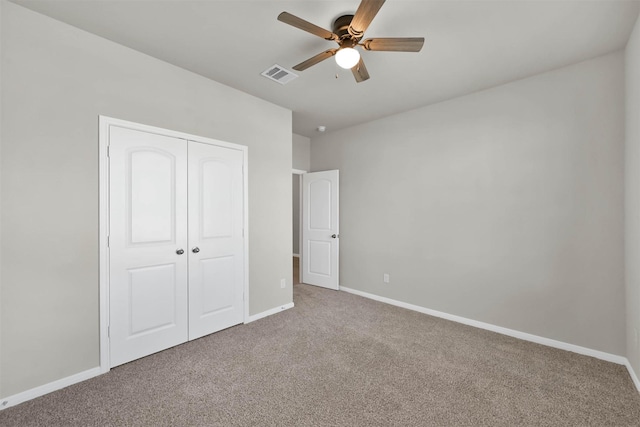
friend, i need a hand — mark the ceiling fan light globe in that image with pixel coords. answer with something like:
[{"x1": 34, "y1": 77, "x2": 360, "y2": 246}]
[{"x1": 335, "y1": 47, "x2": 360, "y2": 69}]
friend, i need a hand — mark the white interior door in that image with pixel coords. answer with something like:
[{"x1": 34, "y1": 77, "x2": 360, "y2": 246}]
[
  {"x1": 302, "y1": 170, "x2": 339, "y2": 290},
  {"x1": 109, "y1": 126, "x2": 189, "y2": 367},
  {"x1": 188, "y1": 141, "x2": 245, "y2": 340}
]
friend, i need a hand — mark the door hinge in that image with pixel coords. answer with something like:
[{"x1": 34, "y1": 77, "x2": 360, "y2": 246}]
[
  {"x1": 107, "y1": 236, "x2": 110, "y2": 247},
  {"x1": 107, "y1": 146, "x2": 110, "y2": 157},
  {"x1": 107, "y1": 326, "x2": 110, "y2": 338}
]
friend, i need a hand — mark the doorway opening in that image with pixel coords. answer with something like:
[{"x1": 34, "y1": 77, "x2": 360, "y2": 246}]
[
  {"x1": 292, "y1": 169, "x2": 306, "y2": 286},
  {"x1": 292, "y1": 169, "x2": 340, "y2": 290}
]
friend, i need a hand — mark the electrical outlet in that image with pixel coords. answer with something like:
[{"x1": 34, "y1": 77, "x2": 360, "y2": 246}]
[
  {"x1": 280, "y1": 278, "x2": 286, "y2": 289},
  {"x1": 383, "y1": 273, "x2": 390, "y2": 284}
]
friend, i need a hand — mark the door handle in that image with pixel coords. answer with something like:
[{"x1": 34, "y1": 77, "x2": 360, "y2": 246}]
[
  {"x1": 176, "y1": 249, "x2": 185, "y2": 255},
  {"x1": 331, "y1": 234, "x2": 339, "y2": 239},
  {"x1": 192, "y1": 247, "x2": 200, "y2": 253}
]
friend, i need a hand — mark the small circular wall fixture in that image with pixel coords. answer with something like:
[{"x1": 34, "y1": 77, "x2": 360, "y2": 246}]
[{"x1": 317, "y1": 125, "x2": 326, "y2": 132}]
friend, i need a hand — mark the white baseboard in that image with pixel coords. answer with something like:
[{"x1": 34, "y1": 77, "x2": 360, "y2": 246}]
[
  {"x1": 292, "y1": 254, "x2": 300, "y2": 258},
  {"x1": 340, "y1": 286, "x2": 627, "y2": 366},
  {"x1": 625, "y1": 360, "x2": 640, "y2": 393},
  {"x1": 245, "y1": 302, "x2": 294, "y2": 324},
  {"x1": 0, "y1": 366, "x2": 102, "y2": 410}
]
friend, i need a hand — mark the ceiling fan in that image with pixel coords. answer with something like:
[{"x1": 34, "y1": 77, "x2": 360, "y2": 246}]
[{"x1": 277, "y1": 0, "x2": 424, "y2": 83}]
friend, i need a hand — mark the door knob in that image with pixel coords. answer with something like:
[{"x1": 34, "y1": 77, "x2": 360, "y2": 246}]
[
  {"x1": 176, "y1": 249, "x2": 185, "y2": 255},
  {"x1": 192, "y1": 247, "x2": 200, "y2": 253},
  {"x1": 331, "y1": 234, "x2": 338, "y2": 239}
]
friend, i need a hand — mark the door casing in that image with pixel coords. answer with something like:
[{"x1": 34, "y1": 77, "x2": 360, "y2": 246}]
[{"x1": 98, "y1": 116, "x2": 249, "y2": 372}]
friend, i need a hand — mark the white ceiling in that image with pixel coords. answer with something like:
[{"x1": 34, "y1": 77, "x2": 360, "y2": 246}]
[{"x1": 12, "y1": 0, "x2": 640, "y2": 137}]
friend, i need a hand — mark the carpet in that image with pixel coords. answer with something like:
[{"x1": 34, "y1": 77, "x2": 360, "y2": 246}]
[{"x1": 1, "y1": 281, "x2": 639, "y2": 426}]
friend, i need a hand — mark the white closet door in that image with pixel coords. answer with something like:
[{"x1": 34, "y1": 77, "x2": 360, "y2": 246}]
[
  {"x1": 109, "y1": 126, "x2": 188, "y2": 367},
  {"x1": 188, "y1": 141, "x2": 245, "y2": 340}
]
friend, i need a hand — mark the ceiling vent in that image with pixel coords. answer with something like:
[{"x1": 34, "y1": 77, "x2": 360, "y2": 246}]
[{"x1": 261, "y1": 64, "x2": 298, "y2": 85}]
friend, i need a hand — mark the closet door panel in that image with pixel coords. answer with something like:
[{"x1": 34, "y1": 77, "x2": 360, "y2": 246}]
[
  {"x1": 188, "y1": 141, "x2": 244, "y2": 340},
  {"x1": 109, "y1": 126, "x2": 189, "y2": 367}
]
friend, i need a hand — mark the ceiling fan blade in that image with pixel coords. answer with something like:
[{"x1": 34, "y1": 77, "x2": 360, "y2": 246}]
[
  {"x1": 293, "y1": 49, "x2": 338, "y2": 71},
  {"x1": 348, "y1": 0, "x2": 386, "y2": 38},
  {"x1": 278, "y1": 12, "x2": 338, "y2": 41},
  {"x1": 351, "y1": 57, "x2": 370, "y2": 83},
  {"x1": 362, "y1": 38, "x2": 425, "y2": 52}
]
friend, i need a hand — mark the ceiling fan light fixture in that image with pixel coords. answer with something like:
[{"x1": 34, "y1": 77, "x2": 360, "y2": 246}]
[{"x1": 335, "y1": 47, "x2": 360, "y2": 69}]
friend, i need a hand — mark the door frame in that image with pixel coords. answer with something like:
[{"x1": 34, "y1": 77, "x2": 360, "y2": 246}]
[{"x1": 98, "y1": 116, "x2": 249, "y2": 373}]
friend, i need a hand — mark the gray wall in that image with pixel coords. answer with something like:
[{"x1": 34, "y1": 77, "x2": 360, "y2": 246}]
[
  {"x1": 0, "y1": 1, "x2": 292, "y2": 398},
  {"x1": 626, "y1": 14, "x2": 640, "y2": 377},
  {"x1": 293, "y1": 133, "x2": 310, "y2": 171},
  {"x1": 292, "y1": 134, "x2": 310, "y2": 256},
  {"x1": 293, "y1": 175, "x2": 301, "y2": 255},
  {"x1": 312, "y1": 51, "x2": 625, "y2": 356}
]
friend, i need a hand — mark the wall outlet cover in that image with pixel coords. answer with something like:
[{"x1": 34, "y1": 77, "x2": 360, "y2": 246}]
[
  {"x1": 280, "y1": 278, "x2": 286, "y2": 289},
  {"x1": 383, "y1": 273, "x2": 390, "y2": 283}
]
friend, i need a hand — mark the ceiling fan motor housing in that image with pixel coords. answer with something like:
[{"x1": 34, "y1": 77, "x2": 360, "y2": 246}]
[{"x1": 333, "y1": 15, "x2": 357, "y2": 40}]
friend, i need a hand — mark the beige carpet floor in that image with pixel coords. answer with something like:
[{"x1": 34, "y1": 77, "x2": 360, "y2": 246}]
[{"x1": 1, "y1": 268, "x2": 639, "y2": 425}]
